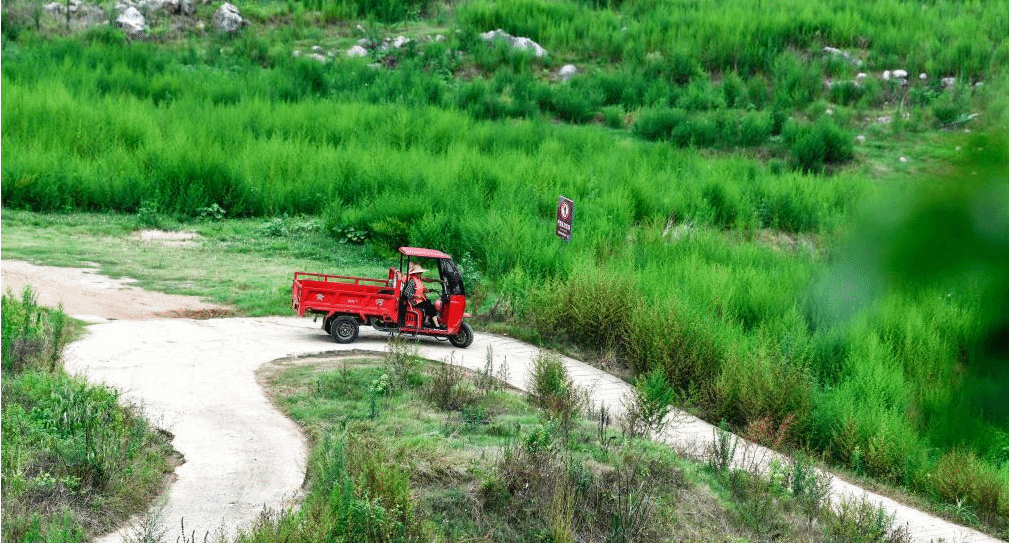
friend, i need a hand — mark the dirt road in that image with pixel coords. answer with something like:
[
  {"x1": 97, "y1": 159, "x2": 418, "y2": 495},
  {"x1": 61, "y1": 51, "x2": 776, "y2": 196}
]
[{"x1": 2, "y1": 260, "x2": 1002, "y2": 543}]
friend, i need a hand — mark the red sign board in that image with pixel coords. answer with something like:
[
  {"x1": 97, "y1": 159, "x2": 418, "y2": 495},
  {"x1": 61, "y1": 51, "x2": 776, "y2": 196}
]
[{"x1": 556, "y1": 195, "x2": 574, "y2": 241}]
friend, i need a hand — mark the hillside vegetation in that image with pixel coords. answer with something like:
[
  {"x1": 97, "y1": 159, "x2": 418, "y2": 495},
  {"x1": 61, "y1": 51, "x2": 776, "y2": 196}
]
[{"x1": 2, "y1": 0, "x2": 1008, "y2": 537}]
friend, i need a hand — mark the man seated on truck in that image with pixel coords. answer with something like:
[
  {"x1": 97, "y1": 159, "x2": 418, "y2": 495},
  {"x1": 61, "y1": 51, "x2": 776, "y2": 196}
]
[{"x1": 408, "y1": 262, "x2": 441, "y2": 328}]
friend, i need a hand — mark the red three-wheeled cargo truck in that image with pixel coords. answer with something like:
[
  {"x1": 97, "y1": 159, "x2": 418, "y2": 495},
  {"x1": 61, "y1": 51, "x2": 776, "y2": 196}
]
[{"x1": 291, "y1": 246, "x2": 474, "y2": 348}]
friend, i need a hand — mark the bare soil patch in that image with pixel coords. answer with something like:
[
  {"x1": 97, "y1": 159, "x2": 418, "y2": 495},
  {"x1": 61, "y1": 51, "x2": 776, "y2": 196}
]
[
  {"x1": 130, "y1": 230, "x2": 202, "y2": 246},
  {"x1": 1, "y1": 260, "x2": 230, "y2": 320}
]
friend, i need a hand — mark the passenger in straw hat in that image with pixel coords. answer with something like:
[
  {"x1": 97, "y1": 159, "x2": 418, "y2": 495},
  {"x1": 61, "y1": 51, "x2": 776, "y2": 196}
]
[{"x1": 408, "y1": 262, "x2": 441, "y2": 328}]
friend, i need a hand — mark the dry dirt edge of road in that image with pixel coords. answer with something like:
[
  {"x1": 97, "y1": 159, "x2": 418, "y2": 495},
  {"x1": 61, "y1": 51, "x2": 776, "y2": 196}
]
[{"x1": 1, "y1": 260, "x2": 233, "y2": 321}]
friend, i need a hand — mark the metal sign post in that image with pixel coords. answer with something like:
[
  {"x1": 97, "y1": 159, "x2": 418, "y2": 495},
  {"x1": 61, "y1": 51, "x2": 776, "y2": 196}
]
[{"x1": 556, "y1": 195, "x2": 574, "y2": 252}]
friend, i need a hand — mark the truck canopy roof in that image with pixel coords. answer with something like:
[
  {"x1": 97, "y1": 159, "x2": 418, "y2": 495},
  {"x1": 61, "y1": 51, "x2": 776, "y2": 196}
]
[{"x1": 399, "y1": 247, "x2": 452, "y2": 260}]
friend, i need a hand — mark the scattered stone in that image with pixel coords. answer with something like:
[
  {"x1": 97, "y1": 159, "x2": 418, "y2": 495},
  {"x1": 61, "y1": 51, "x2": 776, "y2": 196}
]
[
  {"x1": 116, "y1": 6, "x2": 147, "y2": 38},
  {"x1": 883, "y1": 70, "x2": 892, "y2": 80},
  {"x1": 292, "y1": 49, "x2": 301, "y2": 57},
  {"x1": 46, "y1": 0, "x2": 107, "y2": 24},
  {"x1": 855, "y1": 72, "x2": 867, "y2": 85},
  {"x1": 856, "y1": 135, "x2": 866, "y2": 144},
  {"x1": 822, "y1": 46, "x2": 863, "y2": 66},
  {"x1": 919, "y1": 72, "x2": 927, "y2": 80},
  {"x1": 212, "y1": 2, "x2": 244, "y2": 33},
  {"x1": 309, "y1": 53, "x2": 326, "y2": 63},
  {"x1": 348, "y1": 35, "x2": 414, "y2": 58},
  {"x1": 942, "y1": 76, "x2": 956, "y2": 89},
  {"x1": 892, "y1": 69, "x2": 908, "y2": 79},
  {"x1": 558, "y1": 64, "x2": 577, "y2": 81},
  {"x1": 825, "y1": 108, "x2": 834, "y2": 116},
  {"x1": 312, "y1": 45, "x2": 323, "y2": 53},
  {"x1": 899, "y1": 156, "x2": 908, "y2": 163},
  {"x1": 139, "y1": 0, "x2": 194, "y2": 16},
  {"x1": 480, "y1": 29, "x2": 547, "y2": 57},
  {"x1": 876, "y1": 115, "x2": 893, "y2": 124}
]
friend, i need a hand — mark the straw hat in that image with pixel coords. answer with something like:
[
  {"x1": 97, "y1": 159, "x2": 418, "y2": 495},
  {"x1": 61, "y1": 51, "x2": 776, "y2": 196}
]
[{"x1": 408, "y1": 262, "x2": 427, "y2": 275}]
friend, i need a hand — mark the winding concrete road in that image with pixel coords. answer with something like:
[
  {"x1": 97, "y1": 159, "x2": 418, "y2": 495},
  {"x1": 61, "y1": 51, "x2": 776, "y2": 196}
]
[
  {"x1": 3, "y1": 261, "x2": 1001, "y2": 543},
  {"x1": 67, "y1": 318, "x2": 1003, "y2": 543}
]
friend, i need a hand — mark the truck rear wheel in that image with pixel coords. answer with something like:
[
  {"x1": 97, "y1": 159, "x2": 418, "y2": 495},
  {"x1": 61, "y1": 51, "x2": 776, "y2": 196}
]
[
  {"x1": 330, "y1": 315, "x2": 359, "y2": 344},
  {"x1": 449, "y1": 322, "x2": 474, "y2": 348}
]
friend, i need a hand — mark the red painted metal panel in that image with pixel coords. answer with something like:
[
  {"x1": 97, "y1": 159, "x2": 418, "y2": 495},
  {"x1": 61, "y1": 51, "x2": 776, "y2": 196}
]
[{"x1": 398, "y1": 247, "x2": 452, "y2": 259}]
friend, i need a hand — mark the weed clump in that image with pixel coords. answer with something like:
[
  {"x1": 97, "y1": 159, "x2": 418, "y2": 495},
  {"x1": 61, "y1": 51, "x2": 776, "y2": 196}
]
[{"x1": 528, "y1": 351, "x2": 586, "y2": 434}]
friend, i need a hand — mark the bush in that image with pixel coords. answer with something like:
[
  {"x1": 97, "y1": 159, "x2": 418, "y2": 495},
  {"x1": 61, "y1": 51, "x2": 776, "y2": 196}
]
[
  {"x1": 785, "y1": 117, "x2": 854, "y2": 173},
  {"x1": 632, "y1": 107, "x2": 687, "y2": 141},
  {"x1": 823, "y1": 496, "x2": 913, "y2": 543},
  {"x1": 528, "y1": 351, "x2": 584, "y2": 432},
  {"x1": 931, "y1": 448, "x2": 1005, "y2": 520},
  {"x1": 739, "y1": 111, "x2": 773, "y2": 146},
  {"x1": 527, "y1": 268, "x2": 640, "y2": 353},
  {"x1": 619, "y1": 369, "x2": 677, "y2": 438},
  {"x1": 383, "y1": 335, "x2": 422, "y2": 391},
  {"x1": 423, "y1": 355, "x2": 478, "y2": 411},
  {"x1": 2, "y1": 287, "x2": 69, "y2": 374}
]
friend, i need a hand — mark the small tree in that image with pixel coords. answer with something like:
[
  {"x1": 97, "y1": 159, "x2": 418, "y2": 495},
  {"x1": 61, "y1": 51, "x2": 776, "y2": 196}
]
[{"x1": 619, "y1": 369, "x2": 677, "y2": 438}]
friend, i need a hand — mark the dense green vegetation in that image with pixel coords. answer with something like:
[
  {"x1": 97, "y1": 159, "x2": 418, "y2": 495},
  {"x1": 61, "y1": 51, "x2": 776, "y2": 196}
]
[
  {"x1": 3, "y1": 0, "x2": 1008, "y2": 536},
  {"x1": 1, "y1": 288, "x2": 176, "y2": 541},
  {"x1": 206, "y1": 345, "x2": 911, "y2": 542}
]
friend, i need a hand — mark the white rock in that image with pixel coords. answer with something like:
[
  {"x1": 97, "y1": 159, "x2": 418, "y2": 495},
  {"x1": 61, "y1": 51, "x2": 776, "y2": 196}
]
[
  {"x1": 883, "y1": 70, "x2": 892, "y2": 80},
  {"x1": 942, "y1": 77, "x2": 956, "y2": 89},
  {"x1": 825, "y1": 108, "x2": 834, "y2": 116},
  {"x1": 919, "y1": 72, "x2": 927, "y2": 80},
  {"x1": 558, "y1": 64, "x2": 577, "y2": 81},
  {"x1": 140, "y1": 0, "x2": 193, "y2": 15},
  {"x1": 212, "y1": 2, "x2": 244, "y2": 33},
  {"x1": 116, "y1": 6, "x2": 147, "y2": 38},
  {"x1": 312, "y1": 45, "x2": 323, "y2": 53},
  {"x1": 480, "y1": 29, "x2": 547, "y2": 57},
  {"x1": 347, "y1": 45, "x2": 368, "y2": 57},
  {"x1": 856, "y1": 135, "x2": 866, "y2": 144},
  {"x1": 393, "y1": 35, "x2": 410, "y2": 48},
  {"x1": 899, "y1": 156, "x2": 908, "y2": 163},
  {"x1": 309, "y1": 53, "x2": 326, "y2": 62},
  {"x1": 893, "y1": 69, "x2": 908, "y2": 79}
]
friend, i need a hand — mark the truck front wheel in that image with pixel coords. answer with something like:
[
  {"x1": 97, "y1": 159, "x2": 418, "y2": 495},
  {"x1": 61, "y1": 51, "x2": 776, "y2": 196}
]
[
  {"x1": 330, "y1": 315, "x2": 360, "y2": 344},
  {"x1": 449, "y1": 322, "x2": 474, "y2": 348}
]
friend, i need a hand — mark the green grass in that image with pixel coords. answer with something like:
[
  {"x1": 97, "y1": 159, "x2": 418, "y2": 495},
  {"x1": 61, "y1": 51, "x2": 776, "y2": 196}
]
[
  {"x1": 2, "y1": 0, "x2": 1008, "y2": 534},
  {"x1": 218, "y1": 348, "x2": 912, "y2": 543},
  {"x1": 0, "y1": 209, "x2": 391, "y2": 315},
  {"x1": 1, "y1": 287, "x2": 177, "y2": 542}
]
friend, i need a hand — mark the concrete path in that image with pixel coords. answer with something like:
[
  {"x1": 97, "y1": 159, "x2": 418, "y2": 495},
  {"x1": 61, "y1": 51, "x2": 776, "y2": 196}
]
[{"x1": 64, "y1": 317, "x2": 1003, "y2": 543}]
